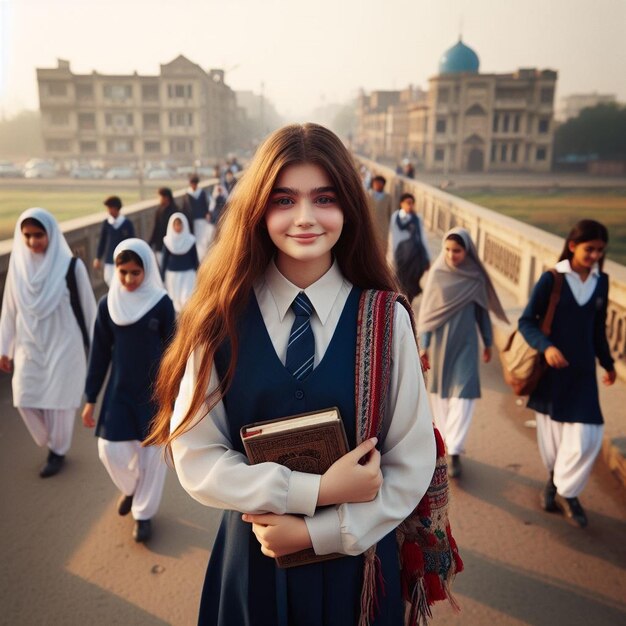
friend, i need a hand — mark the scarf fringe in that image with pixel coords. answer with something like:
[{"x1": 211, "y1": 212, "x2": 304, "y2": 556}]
[{"x1": 358, "y1": 548, "x2": 383, "y2": 626}]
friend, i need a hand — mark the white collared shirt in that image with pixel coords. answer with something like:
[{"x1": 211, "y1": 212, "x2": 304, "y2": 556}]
[
  {"x1": 170, "y1": 260, "x2": 435, "y2": 556},
  {"x1": 555, "y1": 259, "x2": 600, "y2": 306}
]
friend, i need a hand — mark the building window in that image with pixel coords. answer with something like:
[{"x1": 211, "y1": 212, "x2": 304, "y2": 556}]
[
  {"x1": 511, "y1": 144, "x2": 518, "y2": 163},
  {"x1": 435, "y1": 119, "x2": 446, "y2": 134},
  {"x1": 103, "y1": 84, "x2": 133, "y2": 100},
  {"x1": 144, "y1": 141, "x2": 161, "y2": 153},
  {"x1": 106, "y1": 139, "x2": 134, "y2": 153},
  {"x1": 105, "y1": 113, "x2": 134, "y2": 127},
  {"x1": 168, "y1": 111, "x2": 193, "y2": 127},
  {"x1": 48, "y1": 83, "x2": 68, "y2": 97},
  {"x1": 50, "y1": 112, "x2": 69, "y2": 126},
  {"x1": 438, "y1": 88, "x2": 449, "y2": 104},
  {"x1": 491, "y1": 144, "x2": 497, "y2": 163},
  {"x1": 536, "y1": 147, "x2": 547, "y2": 161},
  {"x1": 540, "y1": 87, "x2": 554, "y2": 104},
  {"x1": 80, "y1": 141, "x2": 97, "y2": 153},
  {"x1": 434, "y1": 148, "x2": 445, "y2": 161},
  {"x1": 78, "y1": 113, "x2": 95, "y2": 130},
  {"x1": 169, "y1": 138, "x2": 194, "y2": 154},
  {"x1": 167, "y1": 84, "x2": 193, "y2": 99},
  {"x1": 142, "y1": 84, "x2": 159, "y2": 101},
  {"x1": 503, "y1": 114, "x2": 510, "y2": 133},
  {"x1": 500, "y1": 144, "x2": 507, "y2": 162},
  {"x1": 76, "y1": 84, "x2": 93, "y2": 100},
  {"x1": 513, "y1": 114, "x2": 520, "y2": 133},
  {"x1": 538, "y1": 118, "x2": 550, "y2": 133},
  {"x1": 45, "y1": 139, "x2": 71, "y2": 151},
  {"x1": 492, "y1": 114, "x2": 499, "y2": 132}
]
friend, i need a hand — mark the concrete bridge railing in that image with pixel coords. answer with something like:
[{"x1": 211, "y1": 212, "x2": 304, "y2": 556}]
[{"x1": 357, "y1": 156, "x2": 626, "y2": 380}]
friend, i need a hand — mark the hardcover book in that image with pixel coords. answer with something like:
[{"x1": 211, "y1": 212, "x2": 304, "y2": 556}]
[{"x1": 241, "y1": 407, "x2": 349, "y2": 568}]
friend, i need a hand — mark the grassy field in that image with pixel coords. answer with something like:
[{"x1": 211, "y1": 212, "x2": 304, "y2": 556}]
[{"x1": 450, "y1": 189, "x2": 626, "y2": 265}]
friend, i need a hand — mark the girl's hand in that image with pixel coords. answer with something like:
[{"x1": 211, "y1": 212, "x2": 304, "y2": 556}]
[
  {"x1": 242, "y1": 513, "x2": 312, "y2": 558},
  {"x1": 82, "y1": 403, "x2": 96, "y2": 428},
  {"x1": 420, "y1": 350, "x2": 430, "y2": 371},
  {"x1": 602, "y1": 369, "x2": 617, "y2": 386},
  {"x1": 483, "y1": 347, "x2": 492, "y2": 363},
  {"x1": 544, "y1": 346, "x2": 569, "y2": 369},
  {"x1": 318, "y1": 438, "x2": 382, "y2": 506},
  {"x1": 93, "y1": 259, "x2": 102, "y2": 270},
  {"x1": 0, "y1": 355, "x2": 13, "y2": 373}
]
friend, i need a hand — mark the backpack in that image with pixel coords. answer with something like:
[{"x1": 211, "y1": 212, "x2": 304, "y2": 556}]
[{"x1": 65, "y1": 257, "x2": 90, "y2": 350}]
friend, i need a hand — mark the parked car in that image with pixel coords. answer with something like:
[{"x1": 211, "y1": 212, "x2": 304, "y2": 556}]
[
  {"x1": 70, "y1": 166, "x2": 104, "y2": 179},
  {"x1": 146, "y1": 168, "x2": 174, "y2": 180},
  {"x1": 24, "y1": 163, "x2": 57, "y2": 179},
  {"x1": 105, "y1": 166, "x2": 135, "y2": 180},
  {"x1": 0, "y1": 161, "x2": 24, "y2": 178}
]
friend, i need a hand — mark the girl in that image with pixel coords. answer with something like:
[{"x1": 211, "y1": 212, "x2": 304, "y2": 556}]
[
  {"x1": 82, "y1": 239, "x2": 175, "y2": 542},
  {"x1": 518, "y1": 219, "x2": 615, "y2": 528},
  {"x1": 161, "y1": 213, "x2": 199, "y2": 313},
  {"x1": 149, "y1": 187, "x2": 184, "y2": 264},
  {"x1": 0, "y1": 208, "x2": 97, "y2": 477},
  {"x1": 418, "y1": 228, "x2": 508, "y2": 478},
  {"x1": 181, "y1": 174, "x2": 212, "y2": 260},
  {"x1": 146, "y1": 124, "x2": 436, "y2": 625},
  {"x1": 387, "y1": 192, "x2": 431, "y2": 303}
]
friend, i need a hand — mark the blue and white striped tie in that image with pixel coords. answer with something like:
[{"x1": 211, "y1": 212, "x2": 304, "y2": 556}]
[{"x1": 286, "y1": 293, "x2": 315, "y2": 381}]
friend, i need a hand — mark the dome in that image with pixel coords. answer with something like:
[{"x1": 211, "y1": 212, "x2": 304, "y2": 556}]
[{"x1": 439, "y1": 39, "x2": 480, "y2": 75}]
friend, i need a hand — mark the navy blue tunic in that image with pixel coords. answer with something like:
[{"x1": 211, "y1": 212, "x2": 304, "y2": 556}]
[
  {"x1": 199, "y1": 287, "x2": 403, "y2": 626},
  {"x1": 160, "y1": 246, "x2": 200, "y2": 278},
  {"x1": 518, "y1": 270, "x2": 614, "y2": 424},
  {"x1": 96, "y1": 218, "x2": 136, "y2": 264},
  {"x1": 85, "y1": 294, "x2": 176, "y2": 441},
  {"x1": 181, "y1": 190, "x2": 210, "y2": 221}
]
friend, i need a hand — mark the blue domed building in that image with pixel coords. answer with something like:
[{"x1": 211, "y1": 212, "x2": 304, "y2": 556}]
[{"x1": 438, "y1": 39, "x2": 480, "y2": 75}]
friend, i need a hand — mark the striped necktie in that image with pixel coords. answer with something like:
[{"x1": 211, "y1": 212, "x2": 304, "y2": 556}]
[{"x1": 285, "y1": 292, "x2": 315, "y2": 381}]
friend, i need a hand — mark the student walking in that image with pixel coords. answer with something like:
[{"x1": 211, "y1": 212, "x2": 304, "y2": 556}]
[
  {"x1": 367, "y1": 175, "x2": 393, "y2": 249},
  {"x1": 161, "y1": 213, "x2": 199, "y2": 313},
  {"x1": 418, "y1": 227, "x2": 508, "y2": 478},
  {"x1": 518, "y1": 219, "x2": 615, "y2": 528},
  {"x1": 0, "y1": 208, "x2": 97, "y2": 477},
  {"x1": 387, "y1": 192, "x2": 431, "y2": 302},
  {"x1": 180, "y1": 175, "x2": 212, "y2": 260},
  {"x1": 82, "y1": 239, "x2": 175, "y2": 542},
  {"x1": 146, "y1": 124, "x2": 436, "y2": 625},
  {"x1": 149, "y1": 187, "x2": 183, "y2": 265},
  {"x1": 93, "y1": 196, "x2": 135, "y2": 286}
]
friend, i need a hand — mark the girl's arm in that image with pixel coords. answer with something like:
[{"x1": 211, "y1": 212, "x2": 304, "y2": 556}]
[
  {"x1": 0, "y1": 273, "x2": 17, "y2": 364},
  {"x1": 594, "y1": 277, "x2": 615, "y2": 374},
  {"x1": 170, "y1": 354, "x2": 324, "y2": 517},
  {"x1": 518, "y1": 271, "x2": 555, "y2": 353},
  {"x1": 475, "y1": 303, "x2": 493, "y2": 362},
  {"x1": 192, "y1": 246, "x2": 200, "y2": 271},
  {"x1": 418, "y1": 215, "x2": 431, "y2": 263},
  {"x1": 160, "y1": 297, "x2": 177, "y2": 343},
  {"x1": 84, "y1": 299, "x2": 114, "y2": 403},
  {"x1": 75, "y1": 258, "x2": 98, "y2": 339},
  {"x1": 303, "y1": 304, "x2": 436, "y2": 557}
]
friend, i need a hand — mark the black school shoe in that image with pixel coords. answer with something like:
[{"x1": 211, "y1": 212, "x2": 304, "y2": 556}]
[
  {"x1": 447, "y1": 454, "x2": 461, "y2": 478},
  {"x1": 540, "y1": 473, "x2": 558, "y2": 512},
  {"x1": 39, "y1": 450, "x2": 65, "y2": 478},
  {"x1": 555, "y1": 494, "x2": 588, "y2": 528},
  {"x1": 133, "y1": 519, "x2": 152, "y2": 543},
  {"x1": 117, "y1": 493, "x2": 134, "y2": 516}
]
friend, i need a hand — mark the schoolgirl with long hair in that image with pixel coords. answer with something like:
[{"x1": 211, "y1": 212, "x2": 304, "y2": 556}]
[
  {"x1": 0, "y1": 208, "x2": 97, "y2": 477},
  {"x1": 146, "y1": 123, "x2": 436, "y2": 625},
  {"x1": 518, "y1": 219, "x2": 615, "y2": 528}
]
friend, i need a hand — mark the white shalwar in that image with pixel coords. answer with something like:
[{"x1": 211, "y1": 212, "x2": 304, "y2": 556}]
[
  {"x1": 97, "y1": 438, "x2": 167, "y2": 520},
  {"x1": 165, "y1": 270, "x2": 196, "y2": 314},
  {"x1": 193, "y1": 218, "x2": 215, "y2": 261},
  {"x1": 103, "y1": 262, "x2": 115, "y2": 287},
  {"x1": 429, "y1": 394, "x2": 476, "y2": 455},
  {"x1": 535, "y1": 413, "x2": 603, "y2": 498}
]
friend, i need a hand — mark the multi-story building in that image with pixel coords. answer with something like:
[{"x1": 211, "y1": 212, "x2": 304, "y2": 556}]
[
  {"x1": 356, "y1": 39, "x2": 558, "y2": 173},
  {"x1": 37, "y1": 55, "x2": 241, "y2": 165},
  {"x1": 556, "y1": 92, "x2": 617, "y2": 122}
]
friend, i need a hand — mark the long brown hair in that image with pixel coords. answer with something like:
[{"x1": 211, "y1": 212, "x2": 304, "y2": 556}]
[
  {"x1": 558, "y1": 219, "x2": 609, "y2": 271},
  {"x1": 146, "y1": 123, "x2": 398, "y2": 448}
]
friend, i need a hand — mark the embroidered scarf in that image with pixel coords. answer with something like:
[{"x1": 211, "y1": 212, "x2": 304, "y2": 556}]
[{"x1": 355, "y1": 290, "x2": 463, "y2": 626}]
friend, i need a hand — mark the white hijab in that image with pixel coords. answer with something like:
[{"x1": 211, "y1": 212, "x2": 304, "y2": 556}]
[
  {"x1": 107, "y1": 238, "x2": 167, "y2": 326},
  {"x1": 8, "y1": 207, "x2": 73, "y2": 321},
  {"x1": 163, "y1": 212, "x2": 196, "y2": 255}
]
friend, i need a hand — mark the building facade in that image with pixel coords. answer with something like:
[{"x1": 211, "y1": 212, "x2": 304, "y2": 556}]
[
  {"x1": 356, "y1": 40, "x2": 558, "y2": 173},
  {"x1": 556, "y1": 92, "x2": 617, "y2": 122},
  {"x1": 37, "y1": 56, "x2": 241, "y2": 165}
]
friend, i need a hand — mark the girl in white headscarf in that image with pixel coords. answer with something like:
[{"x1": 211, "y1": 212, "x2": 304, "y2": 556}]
[
  {"x1": 160, "y1": 213, "x2": 199, "y2": 313},
  {"x1": 0, "y1": 208, "x2": 97, "y2": 477},
  {"x1": 82, "y1": 239, "x2": 175, "y2": 543},
  {"x1": 418, "y1": 227, "x2": 508, "y2": 478}
]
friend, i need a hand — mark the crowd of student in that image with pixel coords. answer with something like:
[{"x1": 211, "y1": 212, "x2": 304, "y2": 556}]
[{"x1": 0, "y1": 124, "x2": 616, "y2": 625}]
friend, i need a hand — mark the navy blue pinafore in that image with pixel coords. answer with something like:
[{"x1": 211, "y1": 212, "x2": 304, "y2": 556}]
[{"x1": 199, "y1": 287, "x2": 403, "y2": 626}]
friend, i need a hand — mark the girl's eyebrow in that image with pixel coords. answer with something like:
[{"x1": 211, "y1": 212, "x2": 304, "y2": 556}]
[{"x1": 271, "y1": 186, "x2": 337, "y2": 195}]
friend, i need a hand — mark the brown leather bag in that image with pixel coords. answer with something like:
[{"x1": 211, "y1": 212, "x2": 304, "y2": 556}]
[{"x1": 500, "y1": 269, "x2": 563, "y2": 396}]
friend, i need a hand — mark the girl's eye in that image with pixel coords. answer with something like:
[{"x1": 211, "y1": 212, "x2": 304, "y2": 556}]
[
  {"x1": 316, "y1": 196, "x2": 337, "y2": 205},
  {"x1": 273, "y1": 197, "x2": 293, "y2": 207}
]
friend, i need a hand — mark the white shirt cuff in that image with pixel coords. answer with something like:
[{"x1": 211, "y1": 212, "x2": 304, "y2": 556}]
[
  {"x1": 286, "y1": 471, "x2": 321, "y2": 517},
  {"x1": 304, "y1": 507, "x2": 343, "y2": 555}
]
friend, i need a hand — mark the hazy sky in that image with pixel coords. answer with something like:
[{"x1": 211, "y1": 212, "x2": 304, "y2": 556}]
[{"x1": 1, "y1": 0, "x2": 625, "y2": 119}]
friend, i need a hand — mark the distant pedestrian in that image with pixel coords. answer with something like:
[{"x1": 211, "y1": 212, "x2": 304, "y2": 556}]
[
  {"x1": 161, "y1": 213, "x2": 199, "y2": 313},
  {"x1": 224, "y1": 170, "x2": 237, "y2": 195},
  {"x1": 418, "y1": 227, "x2": 508, "y2": 478},
  {"x1": 93, "y1": 196, "x2": 135, "y2": 286},
  {"x1": 518, "y1": 219, "x2": 615, "y2": 528},
  {"x1": 387, "y1": 192, "x2": 430, "y2": 302},
  {"x1": 149, "y1": 187, "x2": 179, "y2": 265},
  {"x1": 180, "y1": 175, "x2": 212, "y2": 260},
  {"x1": 209, "y1": 184, "x2": 228, "y2": 234},
  {"x1": 367, "y1": 175, "x2": 393, "y2": 249},
  {"x1": 0, "y1": 208, "x2": 97, "y2": 477},
  {"x1": 82, "y1": 239, "x2": 175, "y2": 543}
]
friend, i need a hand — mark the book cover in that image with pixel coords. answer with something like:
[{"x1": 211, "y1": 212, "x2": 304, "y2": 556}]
[{"x1": 241, "y1": 407, "x2": 349, "y2": 568}]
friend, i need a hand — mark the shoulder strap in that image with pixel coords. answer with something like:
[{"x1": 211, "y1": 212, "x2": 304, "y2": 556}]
[
  {"x1": 65, "y1": 257, "x2": 90, "y2": 350},
  {"x1": 540, "y1": 269, "x2": 563, "y2": 335}
]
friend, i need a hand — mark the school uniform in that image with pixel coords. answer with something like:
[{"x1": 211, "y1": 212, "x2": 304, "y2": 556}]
[
  {"x1": 367, "y1": 190, "x2": 392, "y2": 248},
  {"x1": 85, "y1": 239, "x2": 175, "y2": 521},
  {"x1": 181, "y1": 188, "x2": 213, "y2": 260},
  {"x1": 170, "y1": 260, "x2": 436, "y2": 626},
  {"x1": 161, "y1": 213, "x2": 199, "y2": 313},
  {"x1": 0, "y1": 208, "x2": 97, "y2": 457},
  {"x1": 95, "y1": 215, "x2": 135, "y2": 286},
  {"x1": 518, "y1": 260, "x2": 614, "y2": 497}
]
